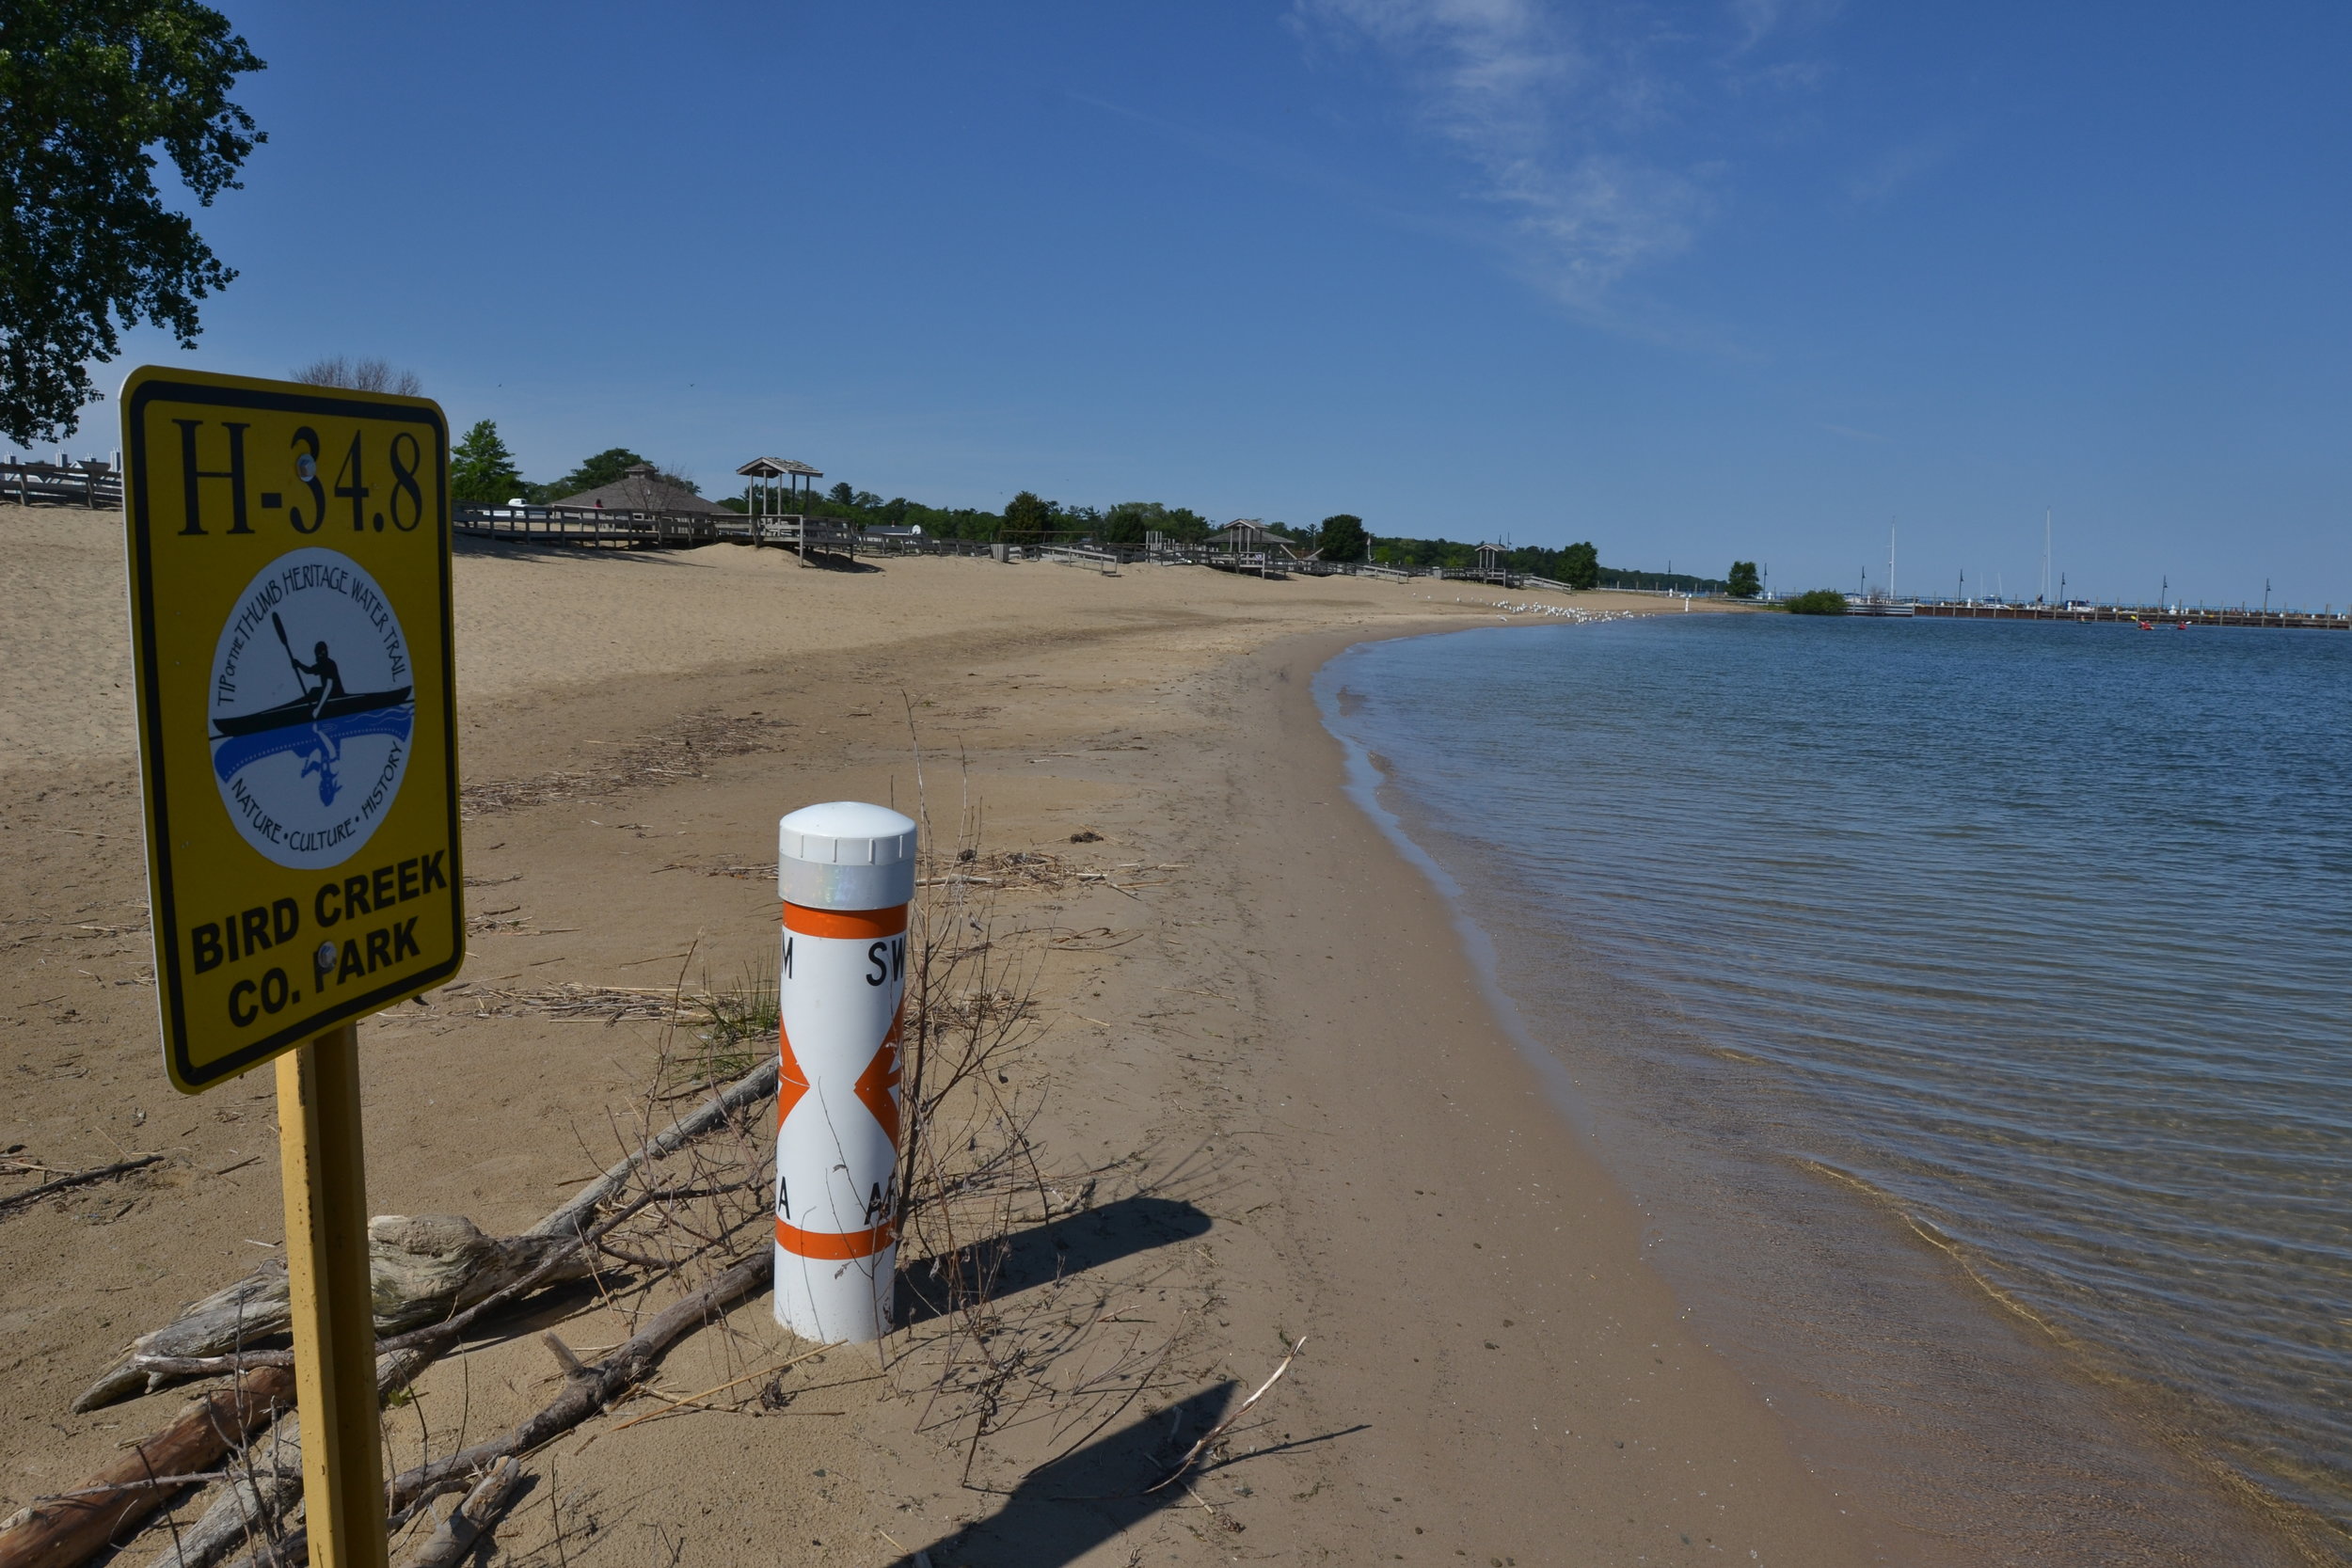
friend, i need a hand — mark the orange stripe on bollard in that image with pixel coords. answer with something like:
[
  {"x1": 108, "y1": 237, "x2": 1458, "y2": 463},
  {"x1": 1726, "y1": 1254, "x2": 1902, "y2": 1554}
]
[
  {"x1": 783, "y1": 901, "x2": 908, "y2": 940},
  {"x1": 776, "y1": 1217, "x2": 894, "y2": 1260}
]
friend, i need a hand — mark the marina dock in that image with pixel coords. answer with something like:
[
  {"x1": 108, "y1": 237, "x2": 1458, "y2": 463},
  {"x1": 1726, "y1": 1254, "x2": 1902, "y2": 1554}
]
[{"x1": 1913, "y1": 601, "x2": 2349, "y2": 630}]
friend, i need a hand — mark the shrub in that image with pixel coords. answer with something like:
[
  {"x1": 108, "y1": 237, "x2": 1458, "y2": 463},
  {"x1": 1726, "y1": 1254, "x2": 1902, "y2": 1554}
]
[{"x1": 1784, "y1": 588, "x2": 1848, "y2": 615}]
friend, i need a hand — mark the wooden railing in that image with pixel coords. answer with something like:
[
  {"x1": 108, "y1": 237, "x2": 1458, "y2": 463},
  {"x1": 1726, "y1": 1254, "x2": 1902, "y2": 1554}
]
[
  {"x1": 453, "y1": 505, "x2": 860, "y2": 554},
  {"x1": 3, "y1": 459, "x2": 122, "y2": 510}
]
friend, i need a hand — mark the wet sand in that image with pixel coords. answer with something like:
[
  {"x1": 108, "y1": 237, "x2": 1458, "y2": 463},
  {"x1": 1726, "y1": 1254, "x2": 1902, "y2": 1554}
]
[{"x1": 4, "y1": 504, "x2": 1886, "y2": 1564}]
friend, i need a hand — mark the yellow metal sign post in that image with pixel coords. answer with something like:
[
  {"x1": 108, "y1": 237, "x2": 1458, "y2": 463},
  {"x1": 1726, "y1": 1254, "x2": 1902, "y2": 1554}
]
[{"x1": 122, "y1": 367, "x2": 463, "y2": 1568}]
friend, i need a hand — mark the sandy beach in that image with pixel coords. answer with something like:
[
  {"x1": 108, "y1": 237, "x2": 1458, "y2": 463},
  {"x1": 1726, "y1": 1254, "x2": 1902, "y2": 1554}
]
[{"x1": 0, "y1": 503, "x2": 1963, "y2": 1564}]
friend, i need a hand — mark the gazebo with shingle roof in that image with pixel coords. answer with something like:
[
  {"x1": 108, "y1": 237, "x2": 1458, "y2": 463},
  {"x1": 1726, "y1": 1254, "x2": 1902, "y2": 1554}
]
[{"x1": 550, "y1": 462, "x2": 724, "y2": 515}]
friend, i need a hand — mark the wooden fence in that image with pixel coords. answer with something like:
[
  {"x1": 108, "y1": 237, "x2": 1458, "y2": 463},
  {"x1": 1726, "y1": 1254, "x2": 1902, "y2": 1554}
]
[
  {"x1": 453, "y1": 505, "x2": 860, "y2": 557},
  {"x1": 3, "y1": 460, "x2": 121, "y2": 509}
]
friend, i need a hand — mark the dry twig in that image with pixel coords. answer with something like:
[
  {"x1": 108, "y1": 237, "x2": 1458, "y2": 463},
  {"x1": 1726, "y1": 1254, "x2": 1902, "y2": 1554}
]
[
  {"x1": 0, "y1": 1153, "x2": 162, "y2": 1216},
  {"x1": 1148, "y1": 1338, "x2": 1307, "y2": 1492}
]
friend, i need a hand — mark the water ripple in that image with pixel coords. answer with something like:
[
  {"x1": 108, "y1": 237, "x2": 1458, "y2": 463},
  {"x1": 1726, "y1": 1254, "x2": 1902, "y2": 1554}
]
[{"x1": 1330, "y1": 615, "x2": 2352, "y2": 1549}]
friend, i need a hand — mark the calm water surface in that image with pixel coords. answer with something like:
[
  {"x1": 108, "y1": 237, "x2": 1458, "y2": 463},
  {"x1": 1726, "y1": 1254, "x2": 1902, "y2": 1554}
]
[{"x1": 1322, "y1": 614, "x2": 2351, "y2": 1554}]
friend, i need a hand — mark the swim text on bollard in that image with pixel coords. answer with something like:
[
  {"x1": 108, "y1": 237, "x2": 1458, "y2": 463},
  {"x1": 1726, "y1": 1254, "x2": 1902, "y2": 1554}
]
[{"x1": 774, "y1": 800, "x2": 917, "y2": 1345}]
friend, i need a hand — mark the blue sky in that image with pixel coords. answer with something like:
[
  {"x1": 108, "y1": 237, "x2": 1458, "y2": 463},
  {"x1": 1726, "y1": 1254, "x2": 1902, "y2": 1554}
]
[{"x1": 53, "y1": 1, "x2": 2352, "y2": 606}]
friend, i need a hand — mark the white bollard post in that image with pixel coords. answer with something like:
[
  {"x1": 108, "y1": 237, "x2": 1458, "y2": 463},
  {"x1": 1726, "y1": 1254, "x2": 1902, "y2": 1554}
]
[{"x1": 773, "y1": 800, "x2": 918, "y2": 1344}]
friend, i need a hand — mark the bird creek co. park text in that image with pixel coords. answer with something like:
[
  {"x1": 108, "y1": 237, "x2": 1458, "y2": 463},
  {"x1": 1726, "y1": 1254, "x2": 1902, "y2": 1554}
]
[{"x1": 185, "y1": 848, "x2": 451, "y2": 1026}]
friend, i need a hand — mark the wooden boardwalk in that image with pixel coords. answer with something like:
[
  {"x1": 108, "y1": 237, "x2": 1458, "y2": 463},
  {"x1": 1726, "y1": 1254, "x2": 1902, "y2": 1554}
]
[
  {"x1": 1203, "y1": 550, "x2": 1283, "y2": 578},
  {"x1": 453, "y1": 505, "x2": 859, "y2": 560}
]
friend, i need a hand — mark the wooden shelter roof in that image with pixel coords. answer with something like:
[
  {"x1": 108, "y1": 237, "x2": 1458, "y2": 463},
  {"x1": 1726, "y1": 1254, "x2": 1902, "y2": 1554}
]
[
  {"x1": 736, "y1": 456, "x2": 823, "y2": 479},
  {"x1": 550, "y1": 463, "x2": 725, "y2": 515}
]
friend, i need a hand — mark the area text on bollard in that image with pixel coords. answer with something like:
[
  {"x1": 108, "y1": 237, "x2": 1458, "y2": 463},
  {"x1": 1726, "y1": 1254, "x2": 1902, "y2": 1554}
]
[{"x1": 773, "y1": 800, "x2": 918, "y2": 1345}]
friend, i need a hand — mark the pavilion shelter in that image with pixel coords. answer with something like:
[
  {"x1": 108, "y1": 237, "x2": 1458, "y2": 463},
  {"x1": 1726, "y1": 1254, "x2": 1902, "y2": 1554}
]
[
  {"x1": 737, "y1": 456, "x2": 824, "y2": 518},
  {"x1": 1207, "y1": 518, "x2": 1323, "y2": 563},
  {"x1": 1206, "y1": 518, "x2": 1270, "y2": 557},
  {"x1": 550, "y1": 462, "x2": 724, "y2": 515}
]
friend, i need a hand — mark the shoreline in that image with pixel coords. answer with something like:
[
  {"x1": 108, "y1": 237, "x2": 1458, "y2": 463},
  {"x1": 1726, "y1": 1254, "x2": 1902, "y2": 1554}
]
[
  {"x1": 1174, "y1": 622, "x2": 1883, "y2": 1562},
  {"x1": 1315, "y1": 620, "x2": 2327, "y2": 1566}
]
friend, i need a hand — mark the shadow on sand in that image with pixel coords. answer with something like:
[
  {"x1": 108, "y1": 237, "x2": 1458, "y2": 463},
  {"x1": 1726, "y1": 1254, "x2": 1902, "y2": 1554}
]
[
  {"x1": 894, "y1": 1194, "x2": 1213, "y2": 1328},
  {"x1": 884, "y1": 1381, "x2": 1238, "y2": 1568}
]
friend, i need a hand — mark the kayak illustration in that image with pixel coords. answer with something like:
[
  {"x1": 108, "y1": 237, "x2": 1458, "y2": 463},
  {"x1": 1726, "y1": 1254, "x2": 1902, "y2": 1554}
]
[{"x1": 209, "y1": 686, "x2": 413, "y2": 737}]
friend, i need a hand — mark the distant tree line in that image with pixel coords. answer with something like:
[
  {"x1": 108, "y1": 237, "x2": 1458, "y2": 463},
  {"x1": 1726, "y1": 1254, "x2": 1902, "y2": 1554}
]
[
  {"x1": 1358, "y1": 534, "x2": 1736, "y2": 594},
  {"x1": 448, "y1": 421, "x2": 1755, "y2": 592}
]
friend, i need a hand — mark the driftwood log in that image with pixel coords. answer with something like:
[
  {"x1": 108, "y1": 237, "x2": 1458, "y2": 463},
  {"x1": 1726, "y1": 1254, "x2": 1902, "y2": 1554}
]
[
  {"x1": 0, "y1": 1369, "x2": 294, "y2": 1568},
  {"x1": 74, "y1": 1216, "x2": 590, "y2": 1415},
  {"x1": 31, "y1": 1058, "x2": 784, "y2": 1568},
  {"x1": 397, "y1": 1458, "x2": 522, "y2": 1568},
  {"x1": 383, "y1": 1252, "x2": 770, "y2": 1504},
  {"x1": 80, "y1": 1059, "x2": 779, "y2": 1418},
  {"x1": 207, "y1": 1258, "x2": 768, "y2": 1568}
]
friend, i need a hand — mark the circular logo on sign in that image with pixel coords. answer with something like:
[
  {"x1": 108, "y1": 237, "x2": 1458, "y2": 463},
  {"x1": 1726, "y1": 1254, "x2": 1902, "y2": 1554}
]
[{"x1": 208, "y1": 547, "x2": 416, "y2": 870}]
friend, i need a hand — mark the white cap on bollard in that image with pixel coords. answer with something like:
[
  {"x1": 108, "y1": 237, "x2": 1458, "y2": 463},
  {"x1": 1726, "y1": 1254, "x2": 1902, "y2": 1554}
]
[{"x1": 778, "y1": 800, "x2": 918, "y2": 911}]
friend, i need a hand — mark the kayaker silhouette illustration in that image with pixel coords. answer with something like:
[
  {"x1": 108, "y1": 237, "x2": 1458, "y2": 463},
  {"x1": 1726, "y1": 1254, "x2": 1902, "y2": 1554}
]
[
  {"x1": 271, "y1": 620, "x2": 351, "y2": 801},
  {"x1": 208, "y1": 548, "x2": 416, "y2": 868},
  {"x1": 291, "y1": 630, "x2": 348, "y2": 710}
]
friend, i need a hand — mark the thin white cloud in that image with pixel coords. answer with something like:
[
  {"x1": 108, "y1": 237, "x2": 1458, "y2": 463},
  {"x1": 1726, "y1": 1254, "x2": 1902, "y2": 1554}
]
[
  {"x1": 1295, "y1": 0, "x2": 1836, "y2": 320},
  {"x1": 1066, "y1": 88, "x2": 1497, "y2": 251},
  {"x1": 1299, "y1": 0, "x2": 1699, "y2": 309},
  {"x1": 1848, "y1": 125, "x2": 1972, "y2": 205},
  {"x1": 1728, "y1": 0, "x2": 1845, "y2": 54}
]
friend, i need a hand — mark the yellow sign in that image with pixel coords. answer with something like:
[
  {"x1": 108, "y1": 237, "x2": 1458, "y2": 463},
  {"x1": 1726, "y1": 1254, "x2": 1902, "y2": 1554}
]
[{"x1": 122, "y1": 368, "x2": 464, "y2": 1093}]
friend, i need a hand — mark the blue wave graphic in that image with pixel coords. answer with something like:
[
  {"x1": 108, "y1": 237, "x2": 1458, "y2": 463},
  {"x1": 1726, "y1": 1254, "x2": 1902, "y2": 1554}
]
[{"x1": 210, "y1": 705, "x2": 414, "y2": 798}]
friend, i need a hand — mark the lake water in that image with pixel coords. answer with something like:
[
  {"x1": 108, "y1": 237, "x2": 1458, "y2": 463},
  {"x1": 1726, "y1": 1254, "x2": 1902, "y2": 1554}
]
[{"x1": 1319, "y1": 613, "x2": 2351, "y2": 1562}]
